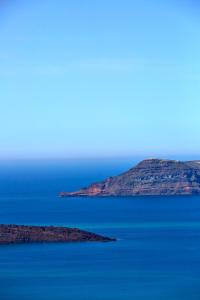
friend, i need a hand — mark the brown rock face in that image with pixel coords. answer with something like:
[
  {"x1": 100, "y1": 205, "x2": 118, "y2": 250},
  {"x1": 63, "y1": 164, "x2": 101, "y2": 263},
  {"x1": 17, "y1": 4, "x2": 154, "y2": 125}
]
[
  {"x1": 0, "y1": 224, "x2": 116, "y2": 244},
  {"x1": 60, "y1": 159, "x2": 200, "y2": 196}
]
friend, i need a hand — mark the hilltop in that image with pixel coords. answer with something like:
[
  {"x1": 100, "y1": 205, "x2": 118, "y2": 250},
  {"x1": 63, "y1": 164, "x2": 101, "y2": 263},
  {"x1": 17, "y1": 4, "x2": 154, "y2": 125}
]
[{"x1": 60, "y1": 158, "x2": 200, "y2": 196}]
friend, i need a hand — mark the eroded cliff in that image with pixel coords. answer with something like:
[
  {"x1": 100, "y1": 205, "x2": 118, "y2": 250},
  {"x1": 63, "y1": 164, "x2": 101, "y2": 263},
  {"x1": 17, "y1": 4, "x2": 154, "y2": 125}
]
[{"x1": 60, "y1": 159, "x2": 200, "y2": 196}]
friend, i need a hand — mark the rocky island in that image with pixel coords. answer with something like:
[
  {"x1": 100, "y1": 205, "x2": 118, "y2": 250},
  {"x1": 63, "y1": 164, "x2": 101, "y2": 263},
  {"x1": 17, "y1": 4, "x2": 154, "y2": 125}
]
[
  {"x1": 0, "y1": 224, "x2": 115, "y2": 244},
  {"x1": 60, "y1": 158, "x2": 200, "y2": 196}
]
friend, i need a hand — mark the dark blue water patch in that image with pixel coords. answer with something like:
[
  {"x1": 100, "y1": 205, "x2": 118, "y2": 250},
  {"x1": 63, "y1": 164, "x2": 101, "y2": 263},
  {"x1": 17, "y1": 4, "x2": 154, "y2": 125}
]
[
  {"x1": 0, "y1": 158, "x2": 134, "y2": 196},
  {"x1": 0, "y1": 195, "x2": 200, "y2": 226}
]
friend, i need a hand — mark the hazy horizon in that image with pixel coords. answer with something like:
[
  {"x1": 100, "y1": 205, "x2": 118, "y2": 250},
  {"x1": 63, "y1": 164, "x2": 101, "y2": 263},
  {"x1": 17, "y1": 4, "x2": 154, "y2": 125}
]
[{"x1": 0, "y1": 154, "x2": 200, "y2": 163}]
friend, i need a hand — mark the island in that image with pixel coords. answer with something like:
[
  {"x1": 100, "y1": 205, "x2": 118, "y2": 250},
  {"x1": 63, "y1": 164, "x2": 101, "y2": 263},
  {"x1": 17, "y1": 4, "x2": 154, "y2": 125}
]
[
  {"x1": 60, "y1": 158, "x2": 200, "y2": 196},
  {"x1": 0, "y1": 224, "x2": 116, "y2": 244}
]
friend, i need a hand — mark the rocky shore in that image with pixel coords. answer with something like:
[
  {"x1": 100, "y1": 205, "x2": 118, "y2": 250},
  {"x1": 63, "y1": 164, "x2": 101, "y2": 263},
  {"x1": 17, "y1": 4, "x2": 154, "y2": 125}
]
[
  {"x1": 0, "y1": 224, "x2": 116, "y2": 244},
  {"x1": 60, "y1": 158, "x2": 200, "y2": 196}
]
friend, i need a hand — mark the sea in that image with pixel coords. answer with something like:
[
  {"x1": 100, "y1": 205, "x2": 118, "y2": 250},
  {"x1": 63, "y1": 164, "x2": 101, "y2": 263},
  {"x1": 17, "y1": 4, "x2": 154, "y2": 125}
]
[{"x1": 0, "y1": 158, "x2": 200, "y2": 300}]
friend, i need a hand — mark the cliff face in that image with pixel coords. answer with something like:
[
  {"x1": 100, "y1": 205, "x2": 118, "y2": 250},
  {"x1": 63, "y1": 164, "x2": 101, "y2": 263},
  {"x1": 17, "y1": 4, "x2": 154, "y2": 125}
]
[
  {"x1": 60, "y1": 159, "x2": 200, "y2": 196},
  {"x1": 0, "y1": 224, "x2": 115, "y2": 244}
]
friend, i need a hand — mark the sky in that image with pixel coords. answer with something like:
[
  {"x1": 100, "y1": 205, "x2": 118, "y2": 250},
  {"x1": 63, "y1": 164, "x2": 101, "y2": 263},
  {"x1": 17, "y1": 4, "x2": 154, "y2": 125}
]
[{"x1": 0, "y1": 0, "x2": 200, "y2": 160}]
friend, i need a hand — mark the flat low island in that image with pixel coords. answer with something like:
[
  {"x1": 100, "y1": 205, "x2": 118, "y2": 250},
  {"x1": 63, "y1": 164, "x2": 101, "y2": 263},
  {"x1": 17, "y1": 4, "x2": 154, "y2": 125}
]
[{"x1": 0, "y1": 224, "x2": 115, "y2": 245}]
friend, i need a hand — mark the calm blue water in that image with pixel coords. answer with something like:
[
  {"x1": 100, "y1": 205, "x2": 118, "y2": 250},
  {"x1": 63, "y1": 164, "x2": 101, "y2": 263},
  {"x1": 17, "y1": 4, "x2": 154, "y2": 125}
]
[{"x1": 0, "y1": 159, "x2": 200, "y2": 300}]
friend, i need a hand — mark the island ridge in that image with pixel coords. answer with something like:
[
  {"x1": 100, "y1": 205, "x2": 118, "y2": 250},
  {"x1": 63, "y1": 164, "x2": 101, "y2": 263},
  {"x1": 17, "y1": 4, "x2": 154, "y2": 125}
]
[{"x1": 60, "y1": 158, "x2": 200, "y2": 197}]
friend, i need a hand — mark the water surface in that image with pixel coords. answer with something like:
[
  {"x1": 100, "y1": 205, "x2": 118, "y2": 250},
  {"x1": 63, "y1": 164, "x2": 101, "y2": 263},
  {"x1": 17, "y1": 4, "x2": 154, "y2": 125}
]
[{"x1": 0, "y1": 159, "x2": 200, "y2": 300}]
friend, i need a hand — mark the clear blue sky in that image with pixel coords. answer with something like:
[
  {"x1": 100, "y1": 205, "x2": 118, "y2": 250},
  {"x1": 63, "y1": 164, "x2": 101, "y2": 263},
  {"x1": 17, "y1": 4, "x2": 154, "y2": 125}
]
[{"x1": 0, "y1": 0, "x2": 200, "y2": 160}]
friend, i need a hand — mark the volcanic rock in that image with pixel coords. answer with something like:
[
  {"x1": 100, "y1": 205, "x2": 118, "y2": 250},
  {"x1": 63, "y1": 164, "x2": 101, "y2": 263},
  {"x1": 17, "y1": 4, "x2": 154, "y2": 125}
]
[
  {"x1": 60, "y1": 159, "x2": 200, "y2": 196},
  {"x1": 0, "y1": 224, "x2": 116, "y2": 244}
]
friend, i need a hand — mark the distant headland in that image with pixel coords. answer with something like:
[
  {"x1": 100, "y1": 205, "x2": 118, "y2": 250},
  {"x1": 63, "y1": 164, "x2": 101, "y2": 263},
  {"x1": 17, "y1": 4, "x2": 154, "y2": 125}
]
[
  {"x1": 0, "y1": 224, "x2": 115, "y2": 244},
  {"x1": 60, "y1": 158, "x2": 200, "y2": 196}
]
